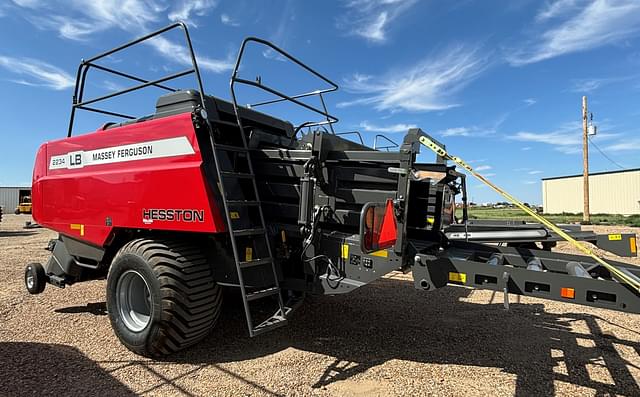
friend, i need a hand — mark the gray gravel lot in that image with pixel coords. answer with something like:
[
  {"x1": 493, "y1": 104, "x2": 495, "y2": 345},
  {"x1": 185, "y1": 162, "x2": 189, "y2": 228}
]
[{"x1": 1, "y1": 214, "x2": 640, "y2": 396}]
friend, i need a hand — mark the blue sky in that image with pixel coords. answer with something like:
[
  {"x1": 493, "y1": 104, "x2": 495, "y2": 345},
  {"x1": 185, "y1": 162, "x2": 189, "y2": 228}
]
[{"x1": 1, "y1": 0, "x2": 640, "y2": 204}]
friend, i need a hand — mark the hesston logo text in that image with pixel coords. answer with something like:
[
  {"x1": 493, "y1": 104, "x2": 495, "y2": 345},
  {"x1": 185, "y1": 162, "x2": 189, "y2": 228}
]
[{"x1": 142, "y1": 209, "x2": 205, "y2": 223}]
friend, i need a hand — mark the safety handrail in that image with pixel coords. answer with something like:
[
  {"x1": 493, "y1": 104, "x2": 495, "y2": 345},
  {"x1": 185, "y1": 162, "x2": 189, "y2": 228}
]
[
  {"x1": 373, "y1": 134, "x2": 399, "y2": 151},
  {"x1": 335, "y1": 131, "x2": 365, "y2": 145},
  {"x1": 67, "y1": 22, "x2": 206, "y2": 137},
  {"x1": 229, "y1": 37, "x2": 339, "y2": 134}
]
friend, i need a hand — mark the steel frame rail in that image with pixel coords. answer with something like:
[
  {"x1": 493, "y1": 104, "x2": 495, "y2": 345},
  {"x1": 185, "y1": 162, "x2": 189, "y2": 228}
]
[{"x1": 413, "y1": 243, "x2": 640, "y2": 314}]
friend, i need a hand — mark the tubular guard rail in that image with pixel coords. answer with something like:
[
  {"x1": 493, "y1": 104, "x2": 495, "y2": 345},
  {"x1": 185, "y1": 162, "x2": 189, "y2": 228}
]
[
  {"x1": 229, "y1": 37, "x2": 339, "y2": 133},
  {"x1": 67, "y1": 22, "x2": 206, "y2": 137}
]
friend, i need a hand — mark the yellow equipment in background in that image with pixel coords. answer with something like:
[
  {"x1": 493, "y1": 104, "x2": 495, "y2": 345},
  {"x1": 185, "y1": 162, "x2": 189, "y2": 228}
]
[{"x1": 15, "y1": 196, "x2": 32, "y2": 214}]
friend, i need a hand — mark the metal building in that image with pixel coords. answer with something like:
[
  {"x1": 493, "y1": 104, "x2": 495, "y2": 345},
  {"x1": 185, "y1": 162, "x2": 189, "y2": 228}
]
[
  {"x1": 0, "y1": 187, "x2": 31, "y2": 212},
  {"x1": 542, "y1": 168, "x2": 640, "y2": 215}
]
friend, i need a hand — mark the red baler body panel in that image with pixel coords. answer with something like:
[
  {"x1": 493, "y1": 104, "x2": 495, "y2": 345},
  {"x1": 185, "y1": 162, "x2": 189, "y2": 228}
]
[{"x1": 32, "y1": 113, "x2": 226, "y2": 247}]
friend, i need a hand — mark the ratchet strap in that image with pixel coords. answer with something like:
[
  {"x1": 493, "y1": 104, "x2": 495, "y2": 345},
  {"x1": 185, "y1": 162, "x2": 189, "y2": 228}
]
[{"x1": 418, "y1": 134, "x2": 640, "y2": 292}]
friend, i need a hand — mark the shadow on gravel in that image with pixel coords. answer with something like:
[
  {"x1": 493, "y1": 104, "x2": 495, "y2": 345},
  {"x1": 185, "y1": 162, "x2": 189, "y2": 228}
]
[
  {"x1": 55, "y1": 302, "x2": 107, "y2": 316},
  {"x1": 94, "y1": 278, "x2": 640, "y2": 397},
  {"x1": 0, "y1": 231, "x2": 38, "y2": 237},
  {"x1": 0, "y1": 342, "x2": 135, "y2": 396}
]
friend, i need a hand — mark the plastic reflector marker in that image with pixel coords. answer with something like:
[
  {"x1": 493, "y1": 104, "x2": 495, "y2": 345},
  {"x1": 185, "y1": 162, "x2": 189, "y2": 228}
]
[
  {"x1": 561, "y1": 287, "x2": 575, "y2": 299},
  {"x1": 377, "y1": 199, "x2": 397, "y2": 248}
]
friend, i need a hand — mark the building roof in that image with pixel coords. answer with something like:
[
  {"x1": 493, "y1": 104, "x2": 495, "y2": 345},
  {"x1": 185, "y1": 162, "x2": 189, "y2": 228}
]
[
  {"x1": 0, "y1": 186, "x2": 31, "y2": 189},
  {"x1": 542, "y1": 168, "x2": 640, "y2": 181}
]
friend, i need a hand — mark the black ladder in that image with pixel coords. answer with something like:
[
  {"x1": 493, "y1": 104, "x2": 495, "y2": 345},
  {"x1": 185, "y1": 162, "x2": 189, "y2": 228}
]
[{"x1": 208, "y1": 118, "x2": 288, "y2": 337}]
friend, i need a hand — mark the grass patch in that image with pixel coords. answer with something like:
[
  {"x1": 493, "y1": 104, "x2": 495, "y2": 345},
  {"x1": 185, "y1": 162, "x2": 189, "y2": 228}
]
[{"x1": 456, "y1": 207, "x2": 640, "y2": 227}]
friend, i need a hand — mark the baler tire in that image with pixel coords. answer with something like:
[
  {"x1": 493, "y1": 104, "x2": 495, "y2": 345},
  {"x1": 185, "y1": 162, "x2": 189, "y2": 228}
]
[{"x1": 106, "y1": 238, "x2": 222, "y2": 357}]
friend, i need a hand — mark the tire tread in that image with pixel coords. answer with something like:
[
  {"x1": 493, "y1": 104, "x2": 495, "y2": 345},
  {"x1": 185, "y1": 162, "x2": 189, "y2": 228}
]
[{"x1": 112, "y1": 238, "x2": 222, "y2": 356}]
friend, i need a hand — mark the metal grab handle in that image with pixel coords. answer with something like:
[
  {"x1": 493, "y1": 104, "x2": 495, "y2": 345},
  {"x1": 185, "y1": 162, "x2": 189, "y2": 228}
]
[
  {"x1": 335, "y1": 131, "x2": 365, "y2": 145},
  {"x1": 373, "y1": 135, "x2": 399, "y2": 151}
]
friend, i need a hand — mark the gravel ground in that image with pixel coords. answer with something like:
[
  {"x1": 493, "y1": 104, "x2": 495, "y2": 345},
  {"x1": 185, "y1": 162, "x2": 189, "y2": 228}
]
[{"x1": 1, "y1": 214, "x2": 640, "y2": 396}]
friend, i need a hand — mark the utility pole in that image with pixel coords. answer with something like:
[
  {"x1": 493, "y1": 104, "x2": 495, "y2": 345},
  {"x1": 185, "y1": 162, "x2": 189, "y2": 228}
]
[{"x1": 582, "y1": 96, "x2": 590, "y2": 224}]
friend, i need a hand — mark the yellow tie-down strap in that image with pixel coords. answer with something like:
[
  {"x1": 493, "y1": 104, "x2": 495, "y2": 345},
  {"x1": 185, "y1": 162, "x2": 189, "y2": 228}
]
[{"x1": 418, "y1": 135, "x2": 640, "y2": 292}]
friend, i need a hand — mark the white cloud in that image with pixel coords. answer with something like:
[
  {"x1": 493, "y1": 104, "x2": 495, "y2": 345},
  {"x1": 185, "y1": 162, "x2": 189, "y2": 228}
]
[
  {"x1": 359, "y1": 121, "x2": 417, "y2": 133},
  {"x1": 271, "y1": 1, "x2": 295, "y2": 45},
  {"x1": 12, "y1": 0, "x2": 231, "y2": 73},
  {"x1": 351, "y1": 73, "x2": 373, "y2": 84},
  {"x1": 0, "y1": 55, "x2": 74, "y2": 90},
  {"x1": 509, "y1": 0, "x2": 640, "y2": 66},
  {"x1": 337, "y1": 0, "x2": 418, "y2": 43},
  {"x1": 570, "y1": 78, "x2": 604, "y2": 93},
  {"x1": 29, "y1": 15, "x2": 105, "y2": 41},
  {"x1": 511, "y1": 131, "x2": 580, "y2": 146},
  {"x1": 71, "y1": 1, "x2": 161, "y2": 33},
  {"x1": 437, "y1": 125, "x2": 496, "y2": 137},
  {"x1": 603, "y1": 138, "x2": 640, "y2": 152},
  {"x1": 528, "y1": 170, "x2": 543, "y2": 175},
  {"x1": 535, "y1": 0, "x2": 581, "y2": 22},
  {"x1": 506, "y1": 121, "x2": 619, "y2": 154},
  {"x1": 509, "y1": 121, "x2": 581, "y2": 144},
  {"x1": 149, "y1": 36, "x2": 234, "y2": 73},
  {"x1": 521, "y1": 146, "x2": 532, "y2": 151},
  {"x1": 523, "y1": 181, "x2": 538, "y2": 185},
  {"x1": 262, "y1": 1, "x2": 295, "y2": 61},
  {"x1": 439, "y1": 127, "x2": 471, "y2": 137},
  {"x1": 11, "y1": 0, "x2": 44, "y2": 7},
  {"x1": 483, "y1": 173, "x2": 496, "y2": 177},
  {"x1": 102, "y1": 80, "x2": 125, "y2": 92},
  {"x1": 568, "y1": 75, "x2": 635, "y2": 93},
  {"x1": 168, "y1": 0, "x2": 217, "y2": 25},
  {"x1": 0, "y1": 1, "x2": 13, "y2": 16},
  {"x1": 475, "y1": 165, "x2": 492, "y2": 171},
  {"x1": 220, "y1": 13, "x2": 240, "y2": 27},
  {"x1": 523, "y1": 98, "x2": 537, "y2": 106},
  {"x1": 360, "y1": 12, "x2": 388, "y2": 42},
  {"x1": 338, "y1": 44, "x2": 488, "y2": 112}
]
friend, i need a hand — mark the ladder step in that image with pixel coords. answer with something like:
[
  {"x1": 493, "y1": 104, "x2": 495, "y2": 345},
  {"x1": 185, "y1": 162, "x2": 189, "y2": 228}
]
[
  {"x1": 220, "y1": 171, "x2": 254, "y2": 179},
  {"x1": 215, "y1": 144, "x2": 248, "y2": 153},
  {"x1": 240, "y1": 257, "x2": 272, "y2": 269},
  {"x1": 233, "y1": 228, "x2": 265, "y2": 237},
  {"x1": 210, "y1": 115, "x2": 285, "y2": 338},
  {"x1": 246, "y1": 286, "x2": 280, "y2": 301},
  {"x1": 227, "y1": 200, "x2": 260, "y2": 206},
  {"x1": 251, "y1": 314, "x2": 288, "y2": 336}
]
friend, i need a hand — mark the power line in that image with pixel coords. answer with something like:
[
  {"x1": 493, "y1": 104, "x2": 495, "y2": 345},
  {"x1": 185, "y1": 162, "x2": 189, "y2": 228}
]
[{"x1": 588, "y1": 136, "x2": 625, "y2": 170}]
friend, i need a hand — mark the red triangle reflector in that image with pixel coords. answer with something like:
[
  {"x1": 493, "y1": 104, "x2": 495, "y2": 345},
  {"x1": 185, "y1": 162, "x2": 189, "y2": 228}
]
[{"x1": 378, "y1": 199, "x2": 397, "y2": 248}]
